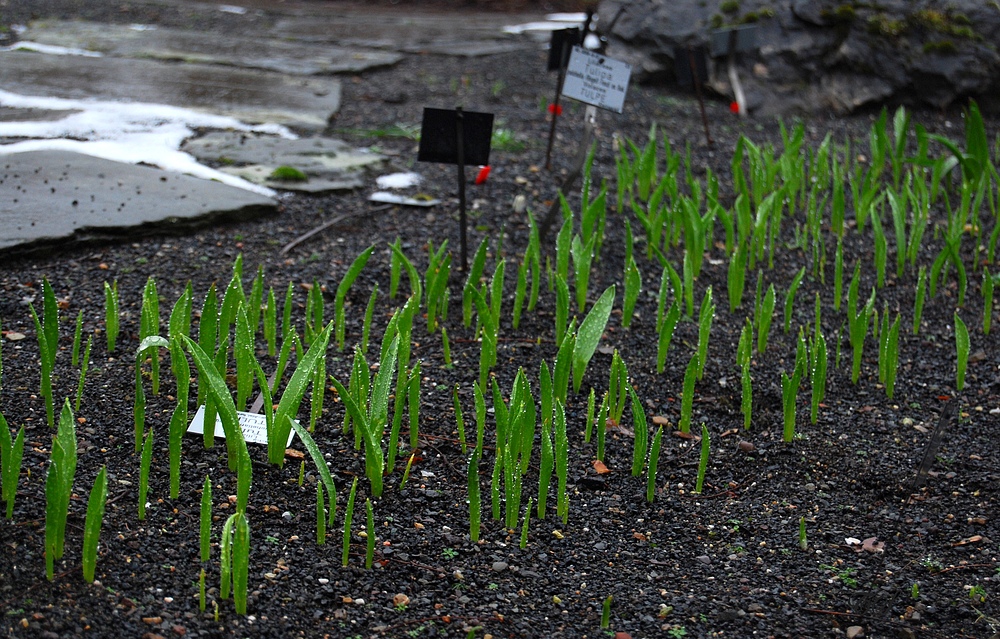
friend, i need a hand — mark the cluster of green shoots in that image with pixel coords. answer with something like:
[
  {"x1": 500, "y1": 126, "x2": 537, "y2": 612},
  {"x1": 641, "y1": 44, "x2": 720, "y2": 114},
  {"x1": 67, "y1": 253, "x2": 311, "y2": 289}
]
[{"x1": 1, "y1": 96, "x2": 997, "y2": 630}]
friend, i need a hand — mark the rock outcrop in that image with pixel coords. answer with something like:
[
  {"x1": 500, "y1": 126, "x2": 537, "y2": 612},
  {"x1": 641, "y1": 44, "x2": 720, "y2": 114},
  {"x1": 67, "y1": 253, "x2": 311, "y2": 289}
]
[{"x1": 598, "y1": 0, "x2": 1000, "y2": 115}]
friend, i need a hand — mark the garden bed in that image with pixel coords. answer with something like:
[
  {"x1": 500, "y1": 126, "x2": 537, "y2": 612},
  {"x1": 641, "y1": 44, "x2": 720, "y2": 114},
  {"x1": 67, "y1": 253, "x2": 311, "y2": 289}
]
[{"x1": 1, "y1": 7, "x2": 999, "y2": 639}]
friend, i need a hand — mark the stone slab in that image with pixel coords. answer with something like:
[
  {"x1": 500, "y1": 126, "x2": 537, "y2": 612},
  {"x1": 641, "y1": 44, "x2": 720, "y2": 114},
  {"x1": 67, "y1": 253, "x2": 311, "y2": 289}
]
[
  {"x1": 271, "y1": 13, "x2": 534, "y2": 57},
  {"x1": 20, "y1": 20, "x2": 403, "y2": 75},
  {"x1": 0, "y1": 50, "x2": 341, "y2": 130},
  {"x1": 181, "y1": 132, "x2": 385, "y2": 192},
  {"x1": 0, "y1": 150, "x2": 276, "y2": 252}
]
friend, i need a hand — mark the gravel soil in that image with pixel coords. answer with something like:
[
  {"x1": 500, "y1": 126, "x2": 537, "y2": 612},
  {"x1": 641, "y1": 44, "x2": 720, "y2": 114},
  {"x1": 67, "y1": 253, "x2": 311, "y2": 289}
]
[{"x1": 1, "y1": 2, "x2": 999, "y2": 639}]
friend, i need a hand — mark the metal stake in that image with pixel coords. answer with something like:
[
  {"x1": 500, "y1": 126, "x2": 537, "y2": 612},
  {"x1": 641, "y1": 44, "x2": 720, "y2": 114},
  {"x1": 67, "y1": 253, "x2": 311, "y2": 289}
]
[{"x1": 455, "y1": 106, "x2": 468, "y2": 273}]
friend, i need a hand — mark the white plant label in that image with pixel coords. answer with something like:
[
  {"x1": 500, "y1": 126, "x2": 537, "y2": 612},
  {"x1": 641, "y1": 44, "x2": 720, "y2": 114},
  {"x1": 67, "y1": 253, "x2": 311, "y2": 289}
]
[
  {"x1": 561, "y1": 46, "x2": 631, "y2": 114},
  {"x1": 187, "y1": 405, "x2": 296, "y2": 446}
]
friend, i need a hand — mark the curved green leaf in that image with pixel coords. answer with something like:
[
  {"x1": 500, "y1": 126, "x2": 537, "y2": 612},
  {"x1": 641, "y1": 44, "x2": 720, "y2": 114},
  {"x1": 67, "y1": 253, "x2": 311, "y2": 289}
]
[{"x1": 572, "y1": 285, "x2": 615, "y2": 393}]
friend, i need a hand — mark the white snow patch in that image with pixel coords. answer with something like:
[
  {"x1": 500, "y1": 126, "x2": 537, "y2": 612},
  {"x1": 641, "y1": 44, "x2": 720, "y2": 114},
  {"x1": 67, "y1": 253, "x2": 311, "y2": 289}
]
[
  {"x1": 502, "y1": 12, "x2": 590, "y2": 35},
  {"x1": 376, "y1": 171, "x2": 422, "y2": 189},
  {"x1": 1, "y1": 41, "x2": 103, "y2": 57},
  {"x1": 0, "y1": 90, "x2": 295, "y2": 197}
]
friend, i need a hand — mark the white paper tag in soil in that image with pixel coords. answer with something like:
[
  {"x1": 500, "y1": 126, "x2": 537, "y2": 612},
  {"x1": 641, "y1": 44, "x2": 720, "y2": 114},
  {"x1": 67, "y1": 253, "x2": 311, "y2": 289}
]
[
  {"x1": 561, "y1": 46, "x2": 631, "y2": 113},
  {"x1": 187, "y1": 405, "x2": 296, "y2": 446}
]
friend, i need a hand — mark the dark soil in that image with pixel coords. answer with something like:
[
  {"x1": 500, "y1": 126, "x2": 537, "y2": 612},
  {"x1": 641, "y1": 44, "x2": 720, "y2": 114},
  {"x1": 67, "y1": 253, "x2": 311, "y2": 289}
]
[{"x1": 1, "y1": 2, "x2": 999, "y2": 639}]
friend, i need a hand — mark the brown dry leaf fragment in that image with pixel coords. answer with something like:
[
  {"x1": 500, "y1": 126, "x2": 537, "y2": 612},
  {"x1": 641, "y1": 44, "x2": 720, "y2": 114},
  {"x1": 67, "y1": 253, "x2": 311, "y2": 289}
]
[
  {"x1": 593, "y1": 460, "x2": 611, "y2": 475},
  {"x1": 610, "y1": 423, "x2": 635, "y2": 438},
  {"x1": 284, "y1": 448, "x2": 305, "y2": 460},
  {"x1": 672, "y1": 431, "x2": 699, "y2": 441},
  {"x1": 652, "y1": 415, "x2": 670, "y2": 426},
  {"x1": 861, "y1": 537, "x2": 885, "y2": 553},
  {"x1": 719, "y1": 428, "x2": 738, "y2": 438},
  {"x1": 4, "y1": 331, "x2": 26, "y2": 341},
  {"x1": 633, "y1": 532, "x2": 647, "y2": 542},
  {"x1": 952, "y1": 535, "x2": 983, "y2": 546}
]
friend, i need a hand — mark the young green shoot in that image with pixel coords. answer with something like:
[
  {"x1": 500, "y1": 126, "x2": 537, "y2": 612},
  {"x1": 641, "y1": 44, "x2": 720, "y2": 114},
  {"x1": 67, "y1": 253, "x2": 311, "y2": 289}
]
[
  {"x1": 519, "y1": 497, "x2": 533, "y2": 549},
  {"x1": 342, "y1": 477, "x2": 358, "y2": 567},
  {"x1": 954, "y1": 312, "x2": 970, "y2": 392},
  {"x1": 104, "y1": 280, "x2": 119, "y2": 352},
  {"x1": 332, "y1": 244, "x2": 374, "y2": 349},
  {"x1": 81, "y1": 466, "x2": 108, "y2": 583},
  {"x1": 74, "y1": 334, "x2": 92, "y2": 412},
  {"x1": 45, "y1": 400, "x2": 77, "y2": 580},
  {"x1": 138, "y1": 427, "x2": 153, "y2": 520},
  {"x1": 573, "y1": 285, "x2": 615, "y2": 393},
  {"x1": 1, "y1": 413, "x2": 25, "y2": 519},
  {"x1": 200, "y1": 475, "x2": 212, "y2": 562},
  {"x1": 696, "y1": 287, "x2": 715, "y2": 380},
  {"x1": 365, "y1": 498, "x2": 375, "y2": 569},
  {"x1": 647, "y1": 424, "x2": 663, "y2": 502},
  {"x1": 695, "y1": 423, "x2": 710, "y2": 494},
  {"x1": 679, "y1": 353, "x2": 698, "y2": 434},
  {"x1": 468, "y1": 451, "x2": 481, "y2": 542}
]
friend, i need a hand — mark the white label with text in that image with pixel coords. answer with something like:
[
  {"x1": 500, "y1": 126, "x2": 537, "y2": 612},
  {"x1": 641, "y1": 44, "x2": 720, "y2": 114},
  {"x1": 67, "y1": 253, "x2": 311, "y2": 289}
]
[
  {"x1": 561, "y1": 46, "x2": 631, "y2": 113},
  {"x1": 188, "y1": 405, "x2": 296, "y2": 447}
]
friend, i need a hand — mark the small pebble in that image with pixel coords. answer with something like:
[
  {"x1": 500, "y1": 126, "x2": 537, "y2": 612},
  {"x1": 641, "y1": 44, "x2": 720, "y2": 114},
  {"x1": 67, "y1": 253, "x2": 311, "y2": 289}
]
[{"x1": 492, "y1": 561, "x2": 508, "y2": 572}]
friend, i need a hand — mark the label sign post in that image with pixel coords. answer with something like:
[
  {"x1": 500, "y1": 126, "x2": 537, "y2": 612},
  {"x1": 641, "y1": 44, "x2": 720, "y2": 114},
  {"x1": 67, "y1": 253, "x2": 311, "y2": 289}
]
[
  {"x1": 539, "y1": 46, "x2": 632, "y2": 242},
  {"x1": 673, "y1": 45, "x2": 713, "y2": 145},
  {"x1": 710, "y1": 25, "x2": 757, "y2": 117},
  {"x1": 545, "y1": 27, "x2": 581, "y2": 171},
  {"x1": 417, "y1": 107, "x2": 494, "y2": 272}
]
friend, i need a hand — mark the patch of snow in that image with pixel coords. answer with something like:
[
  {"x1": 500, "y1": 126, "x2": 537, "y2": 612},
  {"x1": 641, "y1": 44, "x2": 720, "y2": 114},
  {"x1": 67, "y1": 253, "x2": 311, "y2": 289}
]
[
  {"x1": 376, "y1": 171, "x2": 422, "y2": 189},
  {"x1": 503, "y1": 13, "x2": 590, "y2": 35},
  {"x1": 1, "y1": 41, "x2": 103, "y2": 57},
  {"x1": 0, "y1": 90, "x2": 296, "y2": 197}
]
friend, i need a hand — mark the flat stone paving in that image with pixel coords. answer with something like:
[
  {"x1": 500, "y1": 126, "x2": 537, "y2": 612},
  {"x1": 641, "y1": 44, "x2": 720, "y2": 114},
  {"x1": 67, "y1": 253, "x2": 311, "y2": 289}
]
[
  {"x1": 19, "y1": 20, "x2": 403, "y2": 75},
  {"x1": 0, "y1": 150, "x2": 276, "y2": 252},
  {"x1": 181, "y1": 132, "x2": 387, "y2": 193},
  {"x1": 0, "y1": 51, "x2": 342, "y2": 130},
  {"x1": 0, "y1": 2, "x2": 556, "y2": 252}
]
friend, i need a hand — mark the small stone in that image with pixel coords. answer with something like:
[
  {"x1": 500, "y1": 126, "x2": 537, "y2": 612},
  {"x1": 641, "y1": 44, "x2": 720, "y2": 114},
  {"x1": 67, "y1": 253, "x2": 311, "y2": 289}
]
[
  {"x1": 695, "y1": 555, "x2": 711, "y2": 565},
  {"x1": 846, "y1": 626, "x2": 864, "y2": 639},
  {"x1": 492, "y1": 561, "x2": 508, "y2": 572},
  {"x1": 652, "y1": 415, "x2": 670, "y2": 426},
  {"x1": 614, "y1": 633, "x2": 632, "y2": 639},
  {"x1": 282, "y1": 511, "x2": 293, "y2": 521},
  {"x1": 354, "y1": 598, "x2": 366, "y2": 606},
  {"x1": 142, "y1": 617, "x2": 164, "y2": 625},
  {"x1": 738, "y1": 441, "x2": 755, "y2": 453},
  {"x1": 393, "y1": 593, "x2": 410, "y2": 607},
  {"x1": 318, "y1": 578, "x2": 329, "y2": 585}
]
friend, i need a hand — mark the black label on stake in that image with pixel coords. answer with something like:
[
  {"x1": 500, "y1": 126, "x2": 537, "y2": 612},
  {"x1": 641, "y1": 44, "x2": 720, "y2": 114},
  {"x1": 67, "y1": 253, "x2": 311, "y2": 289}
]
[
  {"x1": 417, "y1": 108, "x2": 494, "y2": 166},
  {"x1": 710, "y1": 24, "x2": 758, "y2": 58},
  {"x1": 674, "y1": 45, "x2": 709, "y2": 89},
  {"x1": 548, "y1": 27, "x2": 581, "y2": 71}
]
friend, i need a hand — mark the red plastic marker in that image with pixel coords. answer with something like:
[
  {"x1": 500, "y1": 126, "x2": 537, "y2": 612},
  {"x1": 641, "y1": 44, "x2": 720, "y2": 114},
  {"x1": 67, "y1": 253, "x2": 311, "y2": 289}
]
[
  {"x1": 547, "y1": 103, "x2": 563, "y2": 116},
  {"x1": 730, "y1": 101, "x2": 740, "y2": 114},
  {"x1": 474, "y1": 165, "x2": 491, "y2": 185}
]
